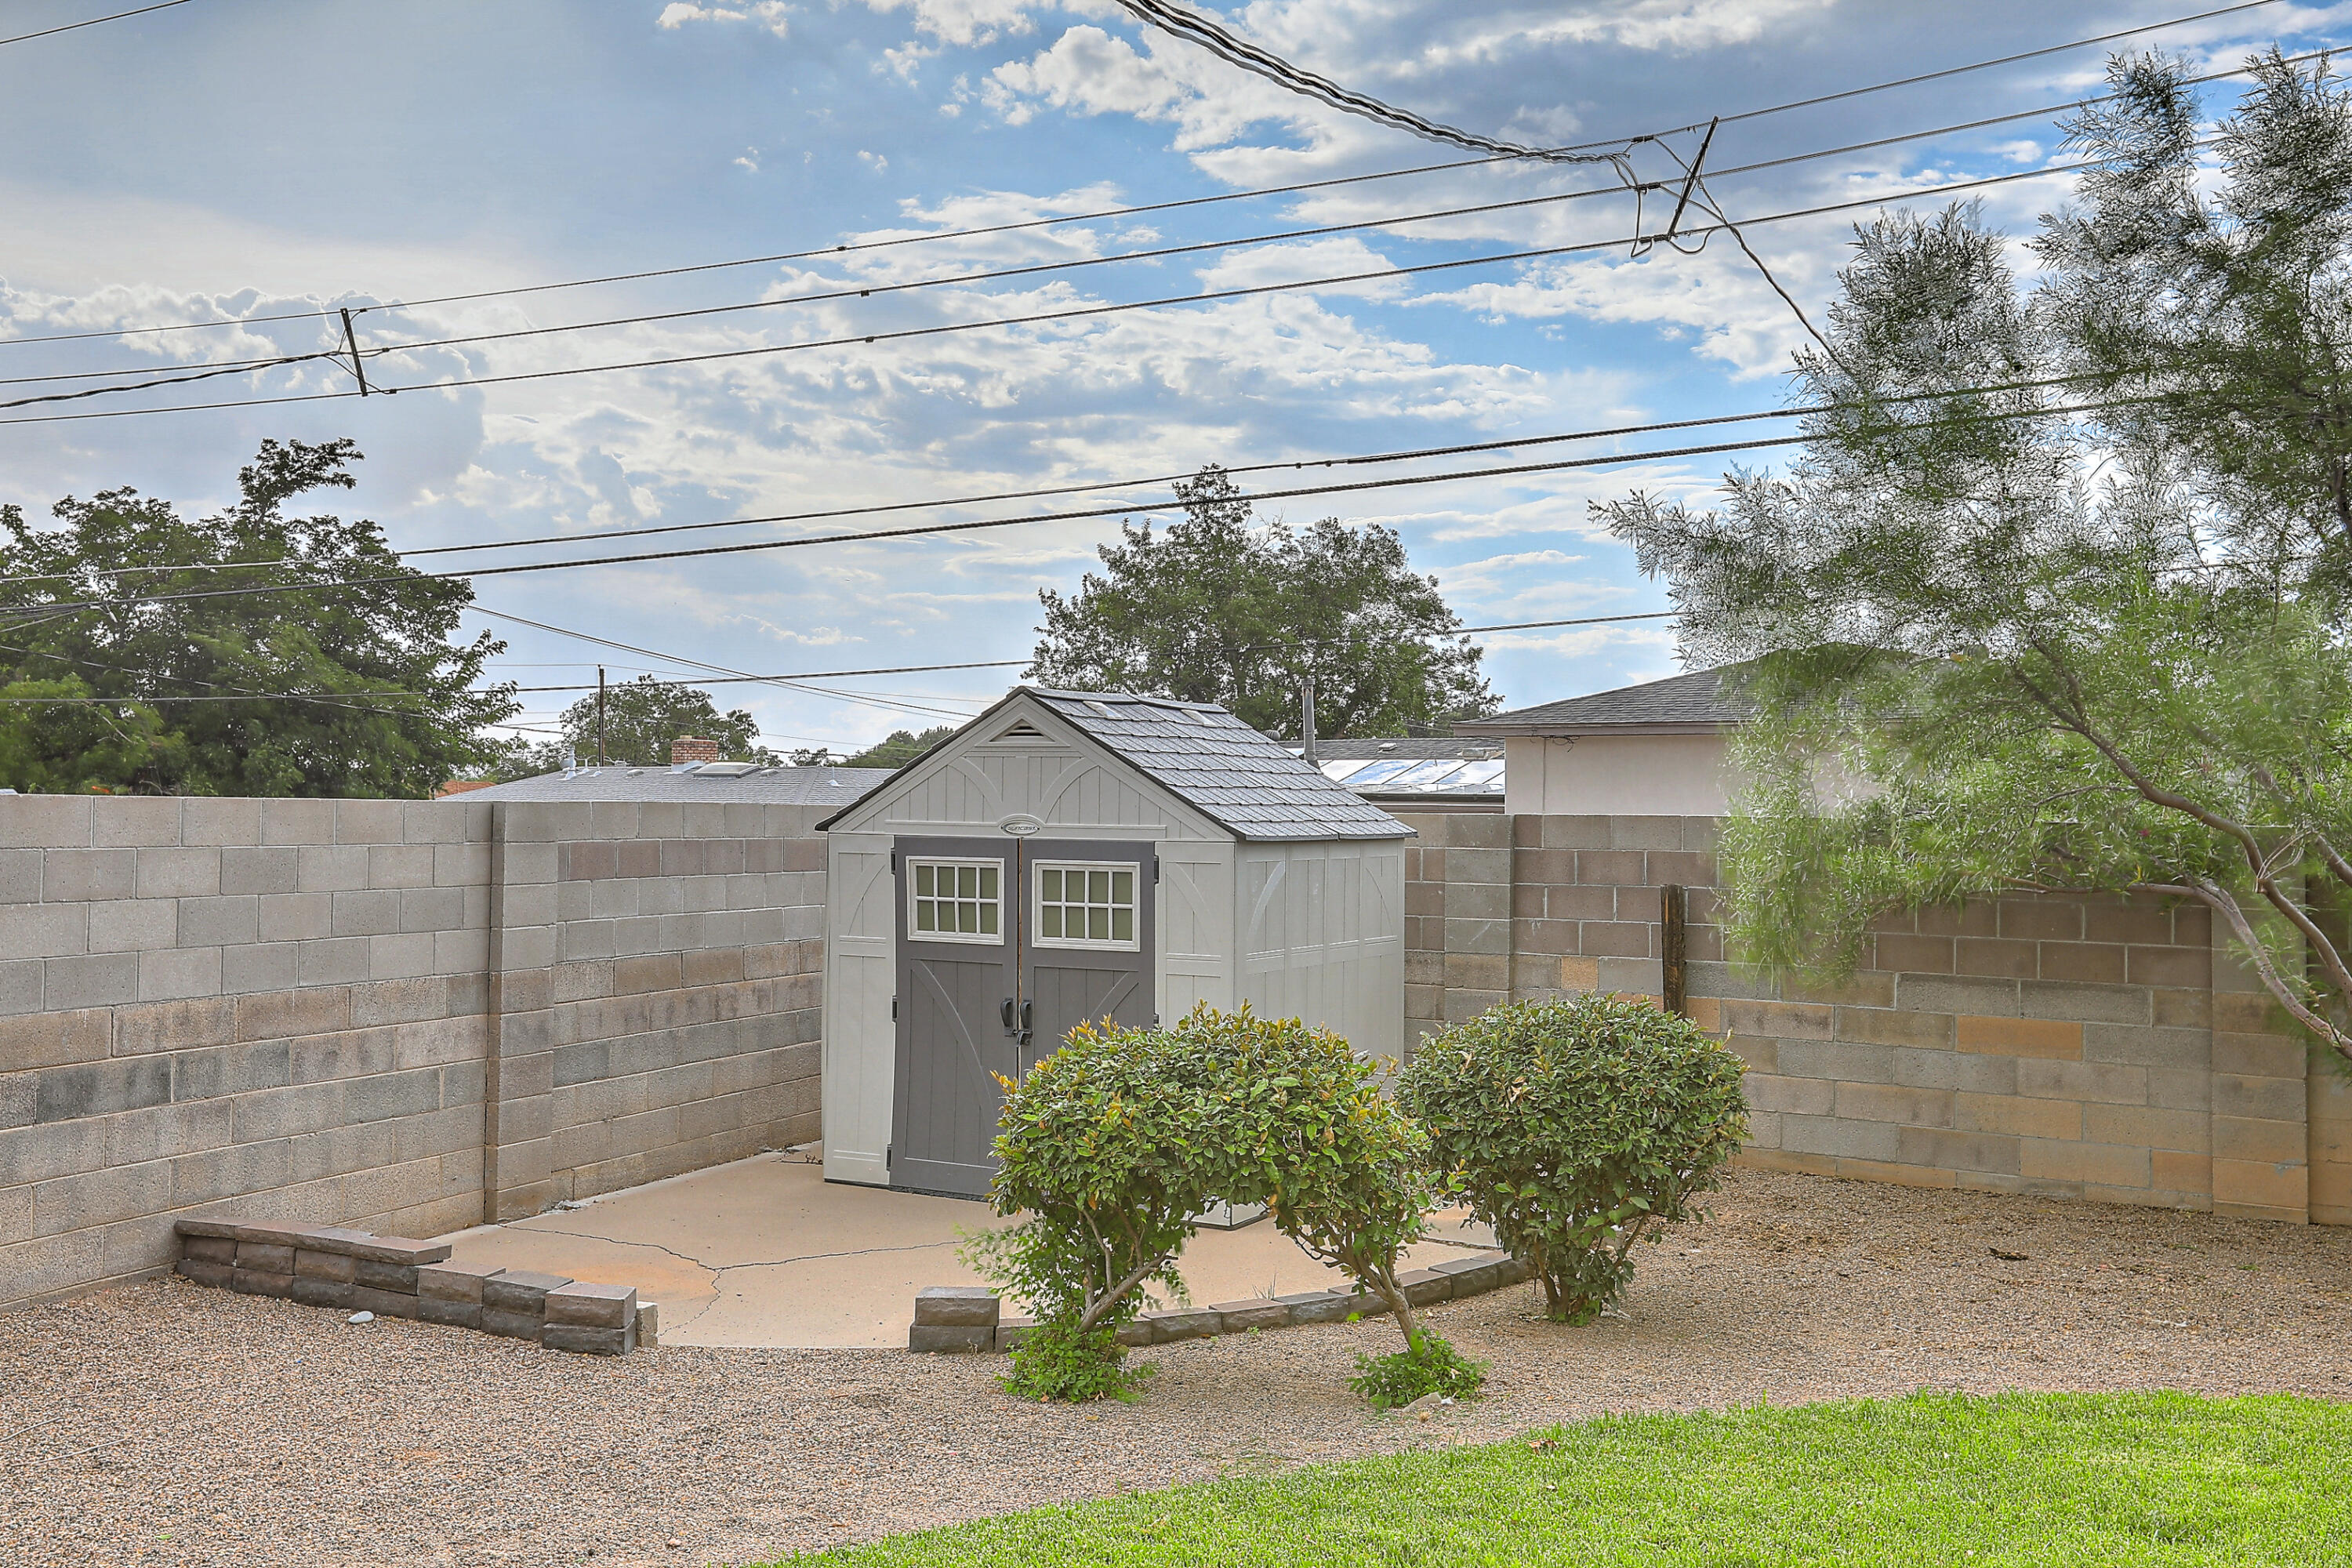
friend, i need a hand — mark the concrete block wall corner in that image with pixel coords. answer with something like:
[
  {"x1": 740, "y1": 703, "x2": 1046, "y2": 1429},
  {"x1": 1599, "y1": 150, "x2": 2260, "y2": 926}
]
[
  {"x1": 0, "y1": 793, "x2": 829, "y2": 1312},
  {"x1": 1393, "y1": 809, "x2": 2350, "y2": 1228}
]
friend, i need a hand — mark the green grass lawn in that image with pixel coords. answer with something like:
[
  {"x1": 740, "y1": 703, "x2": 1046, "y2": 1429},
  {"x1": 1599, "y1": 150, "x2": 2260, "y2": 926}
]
[{"x1": 775, "y1": 1392, "x2": 2351, "y2": 1566}]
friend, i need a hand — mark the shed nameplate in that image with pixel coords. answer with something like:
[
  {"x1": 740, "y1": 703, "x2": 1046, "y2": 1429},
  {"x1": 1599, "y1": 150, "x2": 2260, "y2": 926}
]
[{"x1": 997, "y1": 814, "x2": 1044, "y2": 837}]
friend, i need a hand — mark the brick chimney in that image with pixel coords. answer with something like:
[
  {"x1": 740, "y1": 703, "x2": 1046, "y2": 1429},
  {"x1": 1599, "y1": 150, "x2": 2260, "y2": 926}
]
[{"x1": 670, "y1": 736, "x2": 722, "y2": 767}]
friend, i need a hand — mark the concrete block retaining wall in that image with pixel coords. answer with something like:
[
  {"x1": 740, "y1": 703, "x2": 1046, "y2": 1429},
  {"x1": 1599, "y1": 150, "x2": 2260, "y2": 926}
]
[
  {"x1": 171, "y1": 1218, "x2": 648, "y2": 1354},
  {"x1": 909, "y1": 1253, "x2": 1534, "y2": 1353},
  {"x1": 1396, "y1": 811, "x2": 2347, "y2": 1226},
  {"x1": 1, "y1": 794, "x2": 829, "y2": 1312}
]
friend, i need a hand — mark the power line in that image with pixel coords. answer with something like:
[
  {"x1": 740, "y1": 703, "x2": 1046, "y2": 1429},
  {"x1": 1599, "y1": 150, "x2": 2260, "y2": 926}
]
[
  {"x1": 0, "y1": 0, "x2": 189, "y2": 49},
  {"x1": 0, "y1": 376, "x2": 2095, "y2": 588},
  {"x1": 26, "y1": 49, "x2": 2325, "y2": 398},
  {"x1": 0, "y1": 611, "x2": 1682, "y2": 706},
  {"x1": 1110, "y1": 0, "x2": 1642, "y2": 169},
  {"x1": 0, "y1": 5, "x2": 2292, "y2": 354},
  {"x1": 0, "y1": 394, "x2": 2156, "y2": 619},
  {"x1": 0, "y1": 148, "x2": 2185, "y2": 429}
]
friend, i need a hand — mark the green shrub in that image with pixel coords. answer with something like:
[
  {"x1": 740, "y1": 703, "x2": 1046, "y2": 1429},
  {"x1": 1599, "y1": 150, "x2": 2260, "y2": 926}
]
[
  {"x1": 1397, "y1": 993, "x2": 1748, "y2": 1324},
  {"x1": 962, "y1": 1009, "x2": 1251, "y2": 1400},
  {"x1": 1348, "y1": 1336, "x2": 1490, "y2": 1410},
  {"x1": 1198, "y1": 1009, "x2": 1479, "y2": 1398}
]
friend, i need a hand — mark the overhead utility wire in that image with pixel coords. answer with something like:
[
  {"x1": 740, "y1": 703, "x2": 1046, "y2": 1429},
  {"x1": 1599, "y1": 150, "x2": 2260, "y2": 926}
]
[
  {"x1": 0, "y1": 151, "x2": 2174, "y2": 428},
  {"x1": 0, "y1": 2, "x2": 2285, "y2": 354},
  {"x1": 476, "y1": 612, "x2": 1682, "y2": 696},
  {"x1": 343, "y1": 155, "x2": 2216, "y2": 405},
  {"x1": 463, "y1": 604, "x2": 971, "y2": 728},
  {"x1": 22, "y1": 48, "x2": 2323, "y2": 397},
  {"x1": 1113, "y1": 0, "x2": 2282, "y2": 161},
  {"x1": 0, "y1": 612, "x2": 1682, "y2": 706},
  {"x1": 0, "y1": 370, "x2": 2154, "y2": 590},
  {"x1": 0, "y1": 395, "x2": 2163, "y2": 620},
  {"x1": 0, "y1": 0, "x2": 189, "y2": 48},
  {"x1": 1109, "y1": 0, "x2": 1639, "y2": 169}
]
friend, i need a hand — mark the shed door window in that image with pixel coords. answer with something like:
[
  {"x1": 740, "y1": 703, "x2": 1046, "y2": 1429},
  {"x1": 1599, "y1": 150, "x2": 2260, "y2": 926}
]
[
  {"x1": 1034, "y1": 862, "x2": 1138, "y2": 950},
  {"x1": 909, "y1": 859, "x2": 1001, "y2": 942}
]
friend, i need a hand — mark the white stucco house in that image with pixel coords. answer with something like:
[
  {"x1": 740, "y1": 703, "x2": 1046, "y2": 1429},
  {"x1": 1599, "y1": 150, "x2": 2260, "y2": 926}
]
[{"x1": 1454, "y1": 664, "x2": 1750, "y2": 817}]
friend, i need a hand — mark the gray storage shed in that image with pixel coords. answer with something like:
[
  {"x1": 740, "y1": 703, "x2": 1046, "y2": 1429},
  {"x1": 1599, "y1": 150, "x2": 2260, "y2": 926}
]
[{"x1": 815, "y1": 688, "x2": 1413, "y2": 1196}]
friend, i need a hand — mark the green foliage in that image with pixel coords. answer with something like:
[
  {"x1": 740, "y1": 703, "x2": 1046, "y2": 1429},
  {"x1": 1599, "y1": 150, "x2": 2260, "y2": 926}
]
[
  {"x1": 492, "y1": 674, "x2": 776, "y2": 778},
  {"x1": 772, "y1": 1392, "x2": 2352, "y2": 1565},
  {"x1": 1000, "y1": 1321, "x2": 1149, "y2": 1404},
  {"x1": 1398, "y1": 995, "x2": 1748, "y2": 1324},
  {"x1": 0, "y1": 439, "x2": 517, "y2": 797},
  {"x1": 961, "y1": 1013, "x2": 1242, "y2": 1396},
  {"x1": 1346, "y1": 1336, "x2": 1489, "y2": 1411},
  {"x1": 840, "y1": 724, "x2": 958, "y2": 770},
  {"x1": 1027, "y1": 465, "x2": 1495, "y2": 739},
  {"x1": 967, "y1": 1004, "x2": 1473, "y2": 1403},
  {"x1": 1182, "y1": 1009, "x2": 1446, "y2": 1362},
  {"x1": 1600, "y1": 52, "x2": 2352, "y2": 1059}
]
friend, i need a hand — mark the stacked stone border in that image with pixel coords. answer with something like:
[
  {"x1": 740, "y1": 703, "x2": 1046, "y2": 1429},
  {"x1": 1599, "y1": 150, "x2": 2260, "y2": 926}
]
[
  {"x1": 172, "y1": 1218, "x2": 652, "y2": 1355},
  {"x1": 908, "y1": 1251, "x2": 1532, "y2": 1352}
]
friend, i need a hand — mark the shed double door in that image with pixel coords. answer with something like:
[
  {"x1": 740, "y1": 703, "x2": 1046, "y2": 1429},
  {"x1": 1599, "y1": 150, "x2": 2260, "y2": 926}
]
[{"x1": 890, "y1": 836, "x2": 1155, "y2": 1197}]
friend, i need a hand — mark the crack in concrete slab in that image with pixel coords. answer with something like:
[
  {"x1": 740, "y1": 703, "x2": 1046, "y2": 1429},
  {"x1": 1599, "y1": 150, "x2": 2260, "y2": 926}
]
[{"x1": 524, "y1": 1219, "x2": 973, "y2": 1280}]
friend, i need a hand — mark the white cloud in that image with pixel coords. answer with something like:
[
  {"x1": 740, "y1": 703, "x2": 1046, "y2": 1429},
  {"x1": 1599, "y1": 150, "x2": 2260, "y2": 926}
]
[
  {"x1": 858, "y1": 0, "x2": 1045, "y2": 47},
  {"x1": 1193, "y1": 236, "x2": 1405, "y2": 301},
  {"x1": 656, "y1": 2, "x2": 791, "y2": 40}
]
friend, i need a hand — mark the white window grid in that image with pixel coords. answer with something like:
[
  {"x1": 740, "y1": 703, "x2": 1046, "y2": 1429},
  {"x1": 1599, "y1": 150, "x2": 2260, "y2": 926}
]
[
  {"x1": 1033, "y1": 861, "x2": 1139, "y2": 951},
  {"x1": 908, "y1": 858, "x2": 1003, "y2": 944}
]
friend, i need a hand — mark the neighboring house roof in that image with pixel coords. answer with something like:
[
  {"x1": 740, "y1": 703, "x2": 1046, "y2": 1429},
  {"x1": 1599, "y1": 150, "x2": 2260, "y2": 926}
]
[
  {"x1": 818, "y1": 687, "x2": 1414, "y2": 840},
  {"x1": 459, "y1": 764, "x2": 894, "y2": 805},
  {"x1": 1458, "y1": 663, "x2": 1754, "y2": 737},
  {"x1": 1287, "y1": 738, "x2": 1505, "y2": 801}
]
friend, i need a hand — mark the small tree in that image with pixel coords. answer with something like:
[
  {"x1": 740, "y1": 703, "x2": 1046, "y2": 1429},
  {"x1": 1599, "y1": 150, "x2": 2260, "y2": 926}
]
[
  {"x1": 1027, "y1": 465, "x2": 1496, "y2": 739},
  {"x1": 964, "y1": 1015, "x2": 1240, "y2": 1401},
  {"x1": 1206, "y1": 1009, "x2": 1486, "y2": 1407},
  {"x1": 1399, "y1": 995, "x2": 1748, "y2": 1324}
]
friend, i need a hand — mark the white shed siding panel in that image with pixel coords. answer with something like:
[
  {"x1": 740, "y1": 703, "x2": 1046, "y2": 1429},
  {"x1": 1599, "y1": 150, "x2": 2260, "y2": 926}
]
[
  {"x1": 823, "y1": 831, "x2": 897, "y2": 1185},
  {"x1": 1157, "y1": 840, "x2": 1235, "y2": 1023},
  {"x1": 1234, "y1": 840, "x2": 1405, "y2": 1061}
]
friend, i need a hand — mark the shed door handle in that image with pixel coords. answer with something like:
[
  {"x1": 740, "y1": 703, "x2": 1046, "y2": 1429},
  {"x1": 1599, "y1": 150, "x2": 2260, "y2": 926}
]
[{"x1": 1001, "y1": 997, "x2": 1017, "y2": 1033}]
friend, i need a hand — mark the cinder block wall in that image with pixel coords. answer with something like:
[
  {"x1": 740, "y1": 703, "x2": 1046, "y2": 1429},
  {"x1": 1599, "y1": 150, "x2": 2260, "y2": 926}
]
[
  {"x1": 1396, "y1": 811, "x2": 2344, "y2": 1226},
  {"x1": 0, "y1": 794, "x2": 827, "y2": 1312},
  {"x1": 488, "y1": 800, "x2": 825, "y2": 1219}
]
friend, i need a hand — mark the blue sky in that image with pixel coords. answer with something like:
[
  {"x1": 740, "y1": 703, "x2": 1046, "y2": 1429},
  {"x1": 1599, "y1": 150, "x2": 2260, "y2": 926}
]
[{"x1": 1, "y1": 0, "x2": 2343, "y2": 755}]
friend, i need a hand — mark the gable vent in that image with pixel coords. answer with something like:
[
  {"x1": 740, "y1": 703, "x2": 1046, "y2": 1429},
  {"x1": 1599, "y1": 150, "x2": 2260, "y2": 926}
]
[{"x1": 996, "y1": 720, "x2": 1044, "y2": 740}]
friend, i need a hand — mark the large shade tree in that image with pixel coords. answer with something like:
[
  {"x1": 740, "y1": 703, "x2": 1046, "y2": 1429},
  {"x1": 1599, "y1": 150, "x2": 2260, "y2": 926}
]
[
  {"x1": 1027, "y1": 465, "x2": 1496, "y2": 738},
  {"x1": 0, "y1": 439, "x2": 516, "y2": 798},
  {"x1": 1601, "y1": 50, "x2": 2352, "y2": 1060}
]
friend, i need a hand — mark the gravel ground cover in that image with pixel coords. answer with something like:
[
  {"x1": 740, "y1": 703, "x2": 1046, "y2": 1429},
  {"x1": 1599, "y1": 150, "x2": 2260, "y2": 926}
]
[{"x1": 4, "y1": 1167, "x2": 2349, "y2": 1568}]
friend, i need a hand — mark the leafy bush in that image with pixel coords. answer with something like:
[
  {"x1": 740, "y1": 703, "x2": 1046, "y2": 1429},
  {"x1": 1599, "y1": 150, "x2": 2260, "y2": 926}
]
[
  {"x1": 1398, "y1": 993, "x2": 1748, "y2": 1324},
  {"x1": 962, "y1": 1011, "x2": 1246, "y2": 1400},
  {"x1": 1197, "y1": 1009, "x2": 1479, "y2": 1396},
  {"x1": 1000, "y1": 1322, "x2": 1141, "y2": 1404},
  {"x1": 1348, "y1": 1336, "x2": 1490, "y2": 1410}
]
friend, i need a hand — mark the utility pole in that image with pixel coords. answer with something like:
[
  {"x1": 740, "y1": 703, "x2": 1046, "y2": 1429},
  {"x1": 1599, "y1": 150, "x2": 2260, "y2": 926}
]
[
  {"x1": 1299, "y1": 668, "x2": 1317, "y2": 766},
  {"x1": 596, "y1": 666, "x2": 607, "y2": 766}
]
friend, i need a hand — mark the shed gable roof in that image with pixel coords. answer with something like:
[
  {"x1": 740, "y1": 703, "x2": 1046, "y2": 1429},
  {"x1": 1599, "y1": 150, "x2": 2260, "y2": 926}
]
[
  {"x1": 1031, "y1": 691, "x2": 1411, "y2": 841},
  {"x1": 818, "y1": 688, "x2": 1412, "y2": 840}
]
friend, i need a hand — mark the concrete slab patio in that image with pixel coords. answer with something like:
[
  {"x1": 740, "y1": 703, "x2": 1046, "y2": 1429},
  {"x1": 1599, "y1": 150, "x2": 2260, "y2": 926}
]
[{"x1": 436, "y1": 1151, "x2": 1491, "y2": 1347}]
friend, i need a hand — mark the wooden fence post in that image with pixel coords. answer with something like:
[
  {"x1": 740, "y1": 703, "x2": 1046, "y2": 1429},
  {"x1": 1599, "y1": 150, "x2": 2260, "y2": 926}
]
[{"x1": 1661, "y1": 883, "x2": 1687, "y2": 1018}]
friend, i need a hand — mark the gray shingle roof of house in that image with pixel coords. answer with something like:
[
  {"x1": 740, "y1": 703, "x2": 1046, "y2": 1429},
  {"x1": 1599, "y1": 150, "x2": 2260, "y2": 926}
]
[
  {"x1": 457, "y1": 764, "x2": 894, "y2": 805},
  {"x1": 1459, "y1": 664, "x2": 1753, "y2": 735},
  {"x1": 1029, "y1": 690, "x2": 1414, "y2": 840}
]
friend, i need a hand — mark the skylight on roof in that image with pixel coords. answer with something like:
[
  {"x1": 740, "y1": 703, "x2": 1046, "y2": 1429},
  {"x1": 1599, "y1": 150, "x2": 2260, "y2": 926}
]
[{"x1": 693, "y1": 761, "x2": 764, "y2": 778}]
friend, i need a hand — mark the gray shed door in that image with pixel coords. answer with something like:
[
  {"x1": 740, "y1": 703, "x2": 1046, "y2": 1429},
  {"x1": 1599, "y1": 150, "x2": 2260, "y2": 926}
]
[
  {"x1": 889, "y1": 834, "x2": 1159, "y2": 1198},
  {"x1": 1020, "y1": 838, "x2": 1156, "y2": 1076},
  {"x1": 891, "y1": 837, "x2": 1017, "y2": 1199}
]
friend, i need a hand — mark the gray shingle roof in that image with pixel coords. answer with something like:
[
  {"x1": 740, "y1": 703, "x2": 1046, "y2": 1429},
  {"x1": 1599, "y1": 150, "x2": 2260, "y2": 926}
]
[
  {"x1": 1460, "y1": 663, "x2": 1753, "y2": 735},
  {"x1": 1030, "y1": 691, "x2": 1414, "y2": 841},
  {"x1": 457, "y1": 764, "x2": 894, "y2": 806}
]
